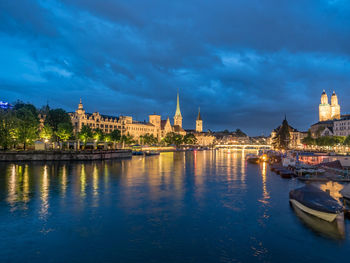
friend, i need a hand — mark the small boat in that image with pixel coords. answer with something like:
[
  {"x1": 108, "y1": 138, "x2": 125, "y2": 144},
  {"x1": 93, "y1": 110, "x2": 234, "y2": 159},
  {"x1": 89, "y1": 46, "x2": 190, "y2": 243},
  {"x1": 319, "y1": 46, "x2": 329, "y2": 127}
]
[
  {"x1": 279, "y1": 169, "x2": 294, "y2": 179},
  {"x1": 132, "y1": 151, "x2": 144, "y2": 156},
  {"x1": 145, "y1": 151, "x2": 160, "y2": 156},
  {"x1": 289, "y1": 184, "x2": 343, "y2": 222},
  {"x1": 246, "y1": 154, "x2": 260, "y2": 164},
  {"x1": 340, "y1": 184, "x2": 350, "y2": 203}
]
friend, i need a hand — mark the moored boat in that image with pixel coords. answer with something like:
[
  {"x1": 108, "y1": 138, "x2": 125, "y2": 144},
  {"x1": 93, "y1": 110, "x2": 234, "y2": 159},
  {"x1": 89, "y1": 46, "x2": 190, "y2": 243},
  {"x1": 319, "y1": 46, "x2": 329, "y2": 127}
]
[
  {"x1": 289, "y1": 184, "x2": 343, "y2": 222},
  {"x1": 145, "y1": 151, "x2": 160, "y2": 156},
  {"x1": 246, "y1": 154, "x2": 260, "y2": 164},
  {"x1": 132, "y1": 151, "x2": 144, "y2": 156}
]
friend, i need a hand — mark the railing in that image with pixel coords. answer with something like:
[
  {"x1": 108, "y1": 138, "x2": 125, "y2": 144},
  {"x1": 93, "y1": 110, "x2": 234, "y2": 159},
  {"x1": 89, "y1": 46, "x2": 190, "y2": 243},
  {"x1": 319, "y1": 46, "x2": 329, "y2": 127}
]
[{"x1": 214, "y1": 144, "x2": 272, "y2": 149}]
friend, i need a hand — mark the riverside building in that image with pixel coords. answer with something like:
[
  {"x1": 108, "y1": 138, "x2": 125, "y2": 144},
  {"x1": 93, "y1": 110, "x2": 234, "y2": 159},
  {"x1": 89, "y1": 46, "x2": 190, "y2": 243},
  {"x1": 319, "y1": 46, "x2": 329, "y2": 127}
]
[{"x1": 69, "y1": 93, "x2": 190, "y2": 142}]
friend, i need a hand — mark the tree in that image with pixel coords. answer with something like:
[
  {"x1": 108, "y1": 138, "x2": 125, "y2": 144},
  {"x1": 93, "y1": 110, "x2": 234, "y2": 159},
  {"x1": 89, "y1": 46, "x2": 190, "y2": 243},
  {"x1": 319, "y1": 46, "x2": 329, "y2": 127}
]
[
  {"x1": 120, "y1": 133, "x2": 135, "y2": 146},
  {"x1": 234, "y1": 129, "x2": 247, "y2": 137},
  {"x1": 163, "y1": 132, "x2": 183, "y2": 147},
  {"x1": 183, "y1": 133, "x2": 197, "y2": 145},
  {"x1": 140, "y1": 133, "x2": 158, "y2": 145},
  {"x1": 45, "y1": 108, "x2": 71, "y2": 135},
  {"x1": 93, "y1": 128, "x2": 104, "y2": 142},
  {"x1": 15, "y1": 107, "x2": 39, "y2": 150},
  {"x1": 272, "y1": 118, "x2": 290, "y2": 150},
  {"x1": 79, "y1": 125, "x2": 93, "y2": 146},
  {"x1": 344, "y1": 136, "x2": 350, "y2": 146},
  {"x1": 109, "y1": 129, "x2": 121, "y2": 143},
  {"x1": 56, "y1": 122, "x2": 73, "y2": 141},
  {"x1": 301, "y1": 131, "x2": 315, "y2": 146},
  {"x1": 0, "y1": 110, "x2": 18, "y2": 150},
  {"x1": 39, "y1": 124, "x2": 53, "y2": 141}
]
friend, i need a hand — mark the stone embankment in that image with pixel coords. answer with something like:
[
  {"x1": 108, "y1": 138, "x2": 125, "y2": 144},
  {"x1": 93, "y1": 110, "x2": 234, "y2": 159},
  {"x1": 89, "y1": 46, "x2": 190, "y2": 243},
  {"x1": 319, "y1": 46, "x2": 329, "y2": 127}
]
[{"x1": 0, "y1": 149, "x2": 132, "y2": 162}]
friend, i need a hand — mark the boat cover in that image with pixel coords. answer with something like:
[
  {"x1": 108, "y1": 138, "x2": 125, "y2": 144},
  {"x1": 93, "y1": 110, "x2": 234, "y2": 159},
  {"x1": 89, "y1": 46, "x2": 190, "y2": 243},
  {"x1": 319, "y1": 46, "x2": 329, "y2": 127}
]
[
  {"x1": 340, "y1": 184, "x2": 350, "y2": 199},
  {"x1": 289, "y1": 184, "x2": 343, "y2": 214}
]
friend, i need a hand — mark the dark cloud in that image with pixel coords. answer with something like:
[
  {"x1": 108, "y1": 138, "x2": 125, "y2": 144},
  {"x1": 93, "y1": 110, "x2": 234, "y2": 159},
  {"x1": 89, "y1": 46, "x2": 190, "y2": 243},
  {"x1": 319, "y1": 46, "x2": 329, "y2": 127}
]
[{"x1": 1, "y1": 0, "x2": 350, "y2": 135}]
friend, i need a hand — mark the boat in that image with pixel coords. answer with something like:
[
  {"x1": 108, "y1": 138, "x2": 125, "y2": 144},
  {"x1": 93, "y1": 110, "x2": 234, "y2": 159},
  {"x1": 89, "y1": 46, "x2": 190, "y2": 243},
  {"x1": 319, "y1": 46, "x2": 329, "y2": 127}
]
[
  {"x1": 279, "y1": 169, "x2": 294, "y2": 179},
  {"x1": 132, "y1": 151, "x2": 144, "y2": 156},
  {"x1": 291, "y1": 201, "x2": 345, "y2": 240},
  {"x1": 282, "y1": 157, "x2": 296, "y2": 167},
  {"x1": 340, "y1": 184, "x2": 350, "y2": 203},
  {"x1": 246, "y1": 154, "x2": 260, "y2": 164},
  {"x1": 145, "y1": 151, "x2": 160, "y2": 156},
  {"x1": 289, "y1": 184, "x2": 343, "y2": 222}
]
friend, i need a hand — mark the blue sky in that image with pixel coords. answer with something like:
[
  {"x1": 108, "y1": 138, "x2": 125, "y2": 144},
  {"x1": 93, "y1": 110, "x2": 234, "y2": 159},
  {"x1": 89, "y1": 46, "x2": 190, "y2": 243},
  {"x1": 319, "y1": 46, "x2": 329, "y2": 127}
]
[{"x1": 1, "y1": 0, "x2": 350, "y2": 135}]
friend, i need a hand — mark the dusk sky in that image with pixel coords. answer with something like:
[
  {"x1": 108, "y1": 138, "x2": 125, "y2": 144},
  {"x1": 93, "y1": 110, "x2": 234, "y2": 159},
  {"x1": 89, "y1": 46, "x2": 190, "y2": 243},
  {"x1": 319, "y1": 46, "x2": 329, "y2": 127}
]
[{"x1": 1, "y1": 0, "x2": 350, "y2": 135}]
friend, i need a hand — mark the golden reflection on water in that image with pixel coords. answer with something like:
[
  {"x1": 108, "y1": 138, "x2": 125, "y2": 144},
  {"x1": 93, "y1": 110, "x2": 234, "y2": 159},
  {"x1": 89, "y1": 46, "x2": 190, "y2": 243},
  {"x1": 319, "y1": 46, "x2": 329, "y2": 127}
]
[
  {"x1": 80, "y1": 164, "x2": 86, "y2": 198},
  {"x1": 259, "y1": 162, "x2": 270, "y2": 205},
  {"x1": 61, "y1": 165, "x2": 67, "y2": 197},
  {"x1": 320, "y1": 181, "x2": 344, "y2": 201},
  {"x1": 40, "y1": 165, "x2": 49, "y2": 220}
]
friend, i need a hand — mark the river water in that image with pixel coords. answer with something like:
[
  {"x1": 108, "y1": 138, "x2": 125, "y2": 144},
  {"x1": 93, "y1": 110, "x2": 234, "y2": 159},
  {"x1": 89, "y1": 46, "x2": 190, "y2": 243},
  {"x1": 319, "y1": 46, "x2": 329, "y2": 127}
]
[{"x1": 0, "y1": 150, "x2": 349, "y2": 262}]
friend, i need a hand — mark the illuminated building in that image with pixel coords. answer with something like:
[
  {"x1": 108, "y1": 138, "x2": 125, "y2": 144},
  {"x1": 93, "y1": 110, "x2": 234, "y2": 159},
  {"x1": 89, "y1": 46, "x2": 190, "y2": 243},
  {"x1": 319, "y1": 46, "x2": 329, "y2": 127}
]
[
  {"x1": 319, "y1": 90, "x2": 340, "y2": 122},
  {"x1": 196, "y1": 108, "x2": 203, "y2": 132},
  {"x1": 69, "y1": 93, "x2": 188, "y2": 142}
]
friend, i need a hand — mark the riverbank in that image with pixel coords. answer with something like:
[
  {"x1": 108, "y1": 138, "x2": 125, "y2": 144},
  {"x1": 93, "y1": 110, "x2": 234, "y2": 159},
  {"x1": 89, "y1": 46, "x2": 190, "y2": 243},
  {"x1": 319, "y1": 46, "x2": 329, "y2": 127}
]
[{"x1": 0, "y1": 149, "x2": 132, "y2": 162}]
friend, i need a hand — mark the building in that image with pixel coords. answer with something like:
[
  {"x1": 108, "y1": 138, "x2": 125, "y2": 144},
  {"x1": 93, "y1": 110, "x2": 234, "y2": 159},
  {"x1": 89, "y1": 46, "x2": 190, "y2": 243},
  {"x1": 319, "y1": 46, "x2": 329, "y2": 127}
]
[
  {"x1": 270, "y1": 117, "x2": 307, "y2": 148},
  {"x1": 333, "y1": 115, "x2": 350, "y2": 137},
  {"x1": 310, "y1": 120, "x2": 334, "y2": 138},
  {"x1": 319, "y1": 90, "x2": 340, "y2": 121},
  {"x1": 69, "y1": 93, "x2": 189, "y2": 143},
  {"x1": 195, "y1": 108, "x2": 203, "y2": 132}
]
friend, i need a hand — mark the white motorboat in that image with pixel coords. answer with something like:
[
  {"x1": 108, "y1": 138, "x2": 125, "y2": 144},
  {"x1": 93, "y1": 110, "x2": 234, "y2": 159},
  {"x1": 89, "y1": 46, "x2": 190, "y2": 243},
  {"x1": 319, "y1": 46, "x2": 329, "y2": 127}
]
[{"x1": 289, "y1": 185, "x2": 343, "y2": 222}]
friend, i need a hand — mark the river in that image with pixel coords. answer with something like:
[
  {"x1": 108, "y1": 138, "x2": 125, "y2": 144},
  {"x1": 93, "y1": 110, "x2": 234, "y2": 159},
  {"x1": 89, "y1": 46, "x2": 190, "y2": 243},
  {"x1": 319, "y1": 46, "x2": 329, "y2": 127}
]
[{"x1": 0, "y1": 150, "x2": 349, "y2": 262}]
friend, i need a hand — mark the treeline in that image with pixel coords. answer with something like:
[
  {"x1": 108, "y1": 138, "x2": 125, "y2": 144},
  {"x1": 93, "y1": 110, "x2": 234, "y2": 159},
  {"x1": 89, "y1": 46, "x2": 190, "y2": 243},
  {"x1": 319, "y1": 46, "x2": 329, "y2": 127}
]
[
  {"x1": 302, "y1": 132, "x2": 350, "y2": 147},
  {"x1": 0, "y1": 102, "x2": 74, "y2": 150},
  {"x1": 0, "y1": 102, "x2": 198, "y2": 150}
]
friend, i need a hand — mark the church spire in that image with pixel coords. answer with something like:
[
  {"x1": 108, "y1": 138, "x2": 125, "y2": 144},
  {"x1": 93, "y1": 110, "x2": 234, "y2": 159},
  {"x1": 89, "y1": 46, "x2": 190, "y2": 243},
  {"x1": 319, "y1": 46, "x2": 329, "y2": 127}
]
[
  {"x1": 175, "y1": 91, "x2": 182, "y2": 117},
  {"x1": 173, "y1": 91, "x2": 183, "y2": 128},
  {"x1": 197, "y1": 107, "x2": 202, "y2": 120}
]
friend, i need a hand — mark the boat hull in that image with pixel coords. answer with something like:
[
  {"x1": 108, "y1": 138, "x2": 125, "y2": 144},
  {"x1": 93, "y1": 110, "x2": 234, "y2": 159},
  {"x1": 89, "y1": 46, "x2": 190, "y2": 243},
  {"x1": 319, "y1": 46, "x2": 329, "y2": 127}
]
[{"x1": 290, "y1": 199, "x2": 339, "y2": 222}]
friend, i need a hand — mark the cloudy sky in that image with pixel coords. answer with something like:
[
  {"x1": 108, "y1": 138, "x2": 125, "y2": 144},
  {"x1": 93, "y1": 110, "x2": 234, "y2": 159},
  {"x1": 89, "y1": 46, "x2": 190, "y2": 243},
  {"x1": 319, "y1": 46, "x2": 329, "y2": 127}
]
[{"x1": 1, "y1": 0, "x2": 350, "y2": 135}]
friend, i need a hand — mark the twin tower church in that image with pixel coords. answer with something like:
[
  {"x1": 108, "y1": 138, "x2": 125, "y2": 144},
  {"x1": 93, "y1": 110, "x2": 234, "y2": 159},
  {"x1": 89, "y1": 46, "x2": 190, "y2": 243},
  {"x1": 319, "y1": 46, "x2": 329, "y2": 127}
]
[{"x1": 319, "y1": 90, "x2": 341, "y2": 121}]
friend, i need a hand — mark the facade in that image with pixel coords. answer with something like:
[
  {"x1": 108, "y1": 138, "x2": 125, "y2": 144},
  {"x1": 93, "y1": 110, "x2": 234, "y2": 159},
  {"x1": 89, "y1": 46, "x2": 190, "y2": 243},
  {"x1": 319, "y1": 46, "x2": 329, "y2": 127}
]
[
  {"x1": 333, "y1": 115, "x2": 350, "y2": 137},
  {"x1": 271, "y1": 118, "x2": 307, "y2": 148},
  {"x1": 310, "y1": 120, "x2": 334, "y2": 138},
  {"x1": 69, "y1": 94, "x2": 190, "y2": 143},
  {"x1": 319, "y1": 90, "x2": 340, "y2": 122}
]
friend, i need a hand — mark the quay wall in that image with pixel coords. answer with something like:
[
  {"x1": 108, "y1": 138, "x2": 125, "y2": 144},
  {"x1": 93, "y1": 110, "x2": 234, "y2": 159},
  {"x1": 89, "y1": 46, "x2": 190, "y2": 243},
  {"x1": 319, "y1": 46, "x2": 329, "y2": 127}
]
[{"x1": 0, "y1": 150, "x2": 132, "y2": 162}]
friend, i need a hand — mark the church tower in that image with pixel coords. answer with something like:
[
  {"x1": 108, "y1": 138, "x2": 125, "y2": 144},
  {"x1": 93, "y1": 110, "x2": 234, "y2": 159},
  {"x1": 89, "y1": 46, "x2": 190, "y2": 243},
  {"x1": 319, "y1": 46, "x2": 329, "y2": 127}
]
[
  {"x1": 173, "y1": 92, "x2": 183, "y2": 127},
  {"x1": 330, "y1": 91, "x2": 340, "y2": 119},
  {"x1": 319, "y1": 90, "x2": 331, "y2": 121},
  {"x1": 196, "y1": 107, "x2": 203, "y2": 132}
]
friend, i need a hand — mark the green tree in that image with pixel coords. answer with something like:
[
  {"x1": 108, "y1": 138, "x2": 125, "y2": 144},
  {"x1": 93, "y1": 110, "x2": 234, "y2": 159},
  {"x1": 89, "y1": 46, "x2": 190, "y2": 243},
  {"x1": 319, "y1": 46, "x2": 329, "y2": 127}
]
[
  {"x1": 15, "y1": 107, "x2": 39, "y2": 150},
  {"x1": 79, "y1": 125, "x2": 93, "y2": 146},
  {"x1": 45, "y1": 109, "x2": 71, "y2": 136},
  {"x1": 183, "y1": 133, "x2": 197, "y2": 145},
  {"x1": 120, "y1": 133, "x2": 135, "y2": 146},
  {"x1": 93, "y1": 128, "x2": 104, "y2": 142},
  {"x1": 0, "y1": 110, "x2": 18, "y2": 150},
  {"x1": 272, "y1": 118, "x2": 290, "y2": 150},
  {"x1": 109, "y1": 129, "x2": 121, "y2": 143},
  {"x1": 301, "y1": 131, "x2": 316, "y2": 146},
  {"x1": 56, "y1": 122, "x2": 73, "y2": 141},
  {"x1": 344, "y1": 136, "x2": 350, "y2": 146},
  {"x1": 140, "y1": 133, "x2": 158, "y2": 145},
  {"x1": 163, "y1": 132, "x2": 183, "y2": 147},
  {"x1": 39, "y1": 124, "x2": 53, "y2": 141}
]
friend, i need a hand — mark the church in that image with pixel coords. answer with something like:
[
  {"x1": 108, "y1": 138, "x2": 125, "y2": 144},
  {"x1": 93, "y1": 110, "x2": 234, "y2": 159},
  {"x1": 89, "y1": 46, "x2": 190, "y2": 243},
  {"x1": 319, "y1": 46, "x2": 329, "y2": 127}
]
[{"x1": 319, "y1": 90, "x2": 340, "y2": 121}]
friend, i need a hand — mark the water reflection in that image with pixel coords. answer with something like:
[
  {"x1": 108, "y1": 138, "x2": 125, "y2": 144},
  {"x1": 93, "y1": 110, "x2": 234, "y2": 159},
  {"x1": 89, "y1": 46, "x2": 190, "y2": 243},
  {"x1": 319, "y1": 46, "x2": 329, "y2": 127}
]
[
  {"x1": 1, "y1": 151, "x2": 350, "y2": 263},
  {"x1": 40, "y1": 165, "x2": 49, "y2": 220},
  {"x1": 291, "y1": 202, "x2": 345, "y2": 240}
]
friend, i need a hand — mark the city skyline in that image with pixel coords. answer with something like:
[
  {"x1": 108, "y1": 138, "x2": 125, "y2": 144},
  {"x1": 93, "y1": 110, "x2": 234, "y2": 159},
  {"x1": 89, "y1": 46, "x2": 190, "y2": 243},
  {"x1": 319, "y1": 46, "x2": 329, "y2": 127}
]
[{"x1": 1, "y1": 1, "x2": 350, "y2": 135}]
